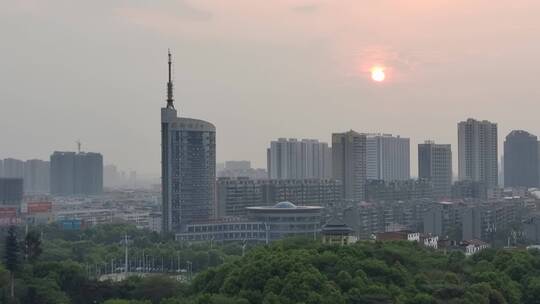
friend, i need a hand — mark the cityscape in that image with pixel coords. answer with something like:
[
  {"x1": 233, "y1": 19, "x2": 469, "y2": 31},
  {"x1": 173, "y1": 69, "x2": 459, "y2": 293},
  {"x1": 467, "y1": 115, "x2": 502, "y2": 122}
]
[{"x1": 2, "y1": 1, "x2": 540, "y2": 303}]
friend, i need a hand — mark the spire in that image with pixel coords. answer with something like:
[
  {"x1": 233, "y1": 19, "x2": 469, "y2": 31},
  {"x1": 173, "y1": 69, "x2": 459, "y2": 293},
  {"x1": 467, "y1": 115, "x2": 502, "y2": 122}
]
[{"x1": 166, "y1": 49, "x2": 175, "y2": 109}]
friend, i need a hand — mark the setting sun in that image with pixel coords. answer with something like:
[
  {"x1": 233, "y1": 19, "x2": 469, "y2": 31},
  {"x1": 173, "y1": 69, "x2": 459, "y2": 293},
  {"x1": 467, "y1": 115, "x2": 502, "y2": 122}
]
[{"x1": 371, "y1": 66, "x2": 386, "y2": 82}]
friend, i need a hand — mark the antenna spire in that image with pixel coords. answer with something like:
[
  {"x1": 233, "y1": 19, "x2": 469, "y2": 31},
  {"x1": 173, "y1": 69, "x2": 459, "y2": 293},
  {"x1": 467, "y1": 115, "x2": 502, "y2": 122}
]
[{"x1": 166, "y1": 49, "x2": 175, "y2": 109}]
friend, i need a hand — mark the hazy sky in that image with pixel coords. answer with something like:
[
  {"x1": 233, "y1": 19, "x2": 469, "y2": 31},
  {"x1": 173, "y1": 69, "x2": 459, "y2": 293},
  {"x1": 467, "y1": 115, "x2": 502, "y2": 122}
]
[{"x1": 2, "y1": 1, "x2": 540, "y2": 177}]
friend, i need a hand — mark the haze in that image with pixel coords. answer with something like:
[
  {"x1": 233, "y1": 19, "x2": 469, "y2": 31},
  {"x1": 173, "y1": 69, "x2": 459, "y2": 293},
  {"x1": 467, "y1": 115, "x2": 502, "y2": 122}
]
[{"x1": 2, "y1": 1, "x2": 540, "y2": 178}]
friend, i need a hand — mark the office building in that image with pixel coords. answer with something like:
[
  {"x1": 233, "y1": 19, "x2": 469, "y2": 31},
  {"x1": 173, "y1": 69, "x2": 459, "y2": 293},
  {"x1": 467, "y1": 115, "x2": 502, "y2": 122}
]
[
  {"x1": 366, "y1": 134, "x2": 410, "y2": 181},
  {"x1": 332, "y1": 131, "x2": 367, "y2": 201},
  {"x1": 418, "y1": 141, "x2": 452, "y2": 198},
  {"x1": 267, "y1": 138, "x2": 332, "y2": 180},
  {"x1": 246, "y1": 201, "x2": 323, "y2": 241},
  {"x1": 161, "y1": 51, "x2": 216, "y2": 232},
  {"x1": 23, "y1": 159, "x2": 50, "y2": 193},
  {"x1": 504, "y1": 130, "x2": 539, "y2": 188},
  {"x1": 216, "y1": 177, "x2": 342, "y2": 217},
  {"x1": 176, "y1": 201, "x2": 324, "y2": 242},
  {"x1": 0, "y1": 178, "x2": 23, "y2": 205},
  {"x1": 458, "y1": 118, "x2": 498, "y2": 188},
  {"x1": 50, "y1": 151, "x2": 103, "y2": 195}
]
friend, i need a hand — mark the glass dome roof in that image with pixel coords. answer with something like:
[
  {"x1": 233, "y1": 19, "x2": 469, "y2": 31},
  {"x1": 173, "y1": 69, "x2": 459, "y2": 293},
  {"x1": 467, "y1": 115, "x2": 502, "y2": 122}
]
[{"x1": 273, "y1": 201, "x2": 297, "y2": 209}]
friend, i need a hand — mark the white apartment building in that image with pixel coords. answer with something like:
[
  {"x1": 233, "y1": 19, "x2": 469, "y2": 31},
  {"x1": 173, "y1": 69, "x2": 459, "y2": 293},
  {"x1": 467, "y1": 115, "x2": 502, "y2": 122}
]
[
  {"x1": 458, "y1": 118, "x2": 498, "y2": 188},
  {"x1": 365, "y1": 134, "x2": 410, "y2": 181},
  {"x1": 267, "y1": 138, "x2": 332, "y2": 180}
]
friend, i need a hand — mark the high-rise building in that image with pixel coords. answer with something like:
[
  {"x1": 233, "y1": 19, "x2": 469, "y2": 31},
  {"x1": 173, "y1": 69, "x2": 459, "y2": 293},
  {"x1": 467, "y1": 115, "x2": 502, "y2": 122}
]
[
  {"x1": 504, "y1": 130, "x2": 539, "y2": 188},
  {"x1": 50, "y1": 151, "x2": 103, "y2": 195},
  {"x1": 267, "y1": 138, "x2": 332, "y2": 180},
  {"x1": 0, "y1": 178, "x2": 23, "y2": 205},
  {"x1": 0, "y1": 159, "x2": 3, "y2": 177},
  {"x1": 2, "y1": 158, "x2": 24, "y2": 178},
  {"x1": 458, "y1": 118, "x2": 498, "y2": 188},
  {"x1": 161, "y1": 51, "x2": 216, "y2": 232},
  {"x1": 365, "y1": 134, "x2": 410, "y2": 181},
  {"x1": 23, "y1": 159, "x2": 50, "y2": 193},
  {"x1": 418, "y1": 141, "x2": 452, "y2": 198},
  {"x1": 104, "y1": 164, "x2": 119, "y2": 188},
  {"x1": 332, "y1": 131, "x2": 367, "y2": 201}
]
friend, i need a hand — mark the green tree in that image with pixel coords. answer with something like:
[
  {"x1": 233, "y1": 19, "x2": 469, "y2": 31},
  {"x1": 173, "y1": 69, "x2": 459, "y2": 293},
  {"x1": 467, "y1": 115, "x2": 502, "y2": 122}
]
[
  {"x1": 24, "y1": 230, "x2": 42, "y2": 262},
  {"x1": 4, "y1": 225, "x2": 20, "y2": 299}
]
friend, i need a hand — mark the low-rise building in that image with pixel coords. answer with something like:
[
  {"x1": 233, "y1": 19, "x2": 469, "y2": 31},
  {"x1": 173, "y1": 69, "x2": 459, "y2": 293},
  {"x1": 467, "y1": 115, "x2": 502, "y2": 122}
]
[
  {"x1": 176, "y1": 201, "x2": 324, "y2": 243},
  {"x1": 321, "y1": 218, "x2": 356, "y2": 245},
  {"x1": 462, "y1": 239, "x2": 490, "y2": 256}
]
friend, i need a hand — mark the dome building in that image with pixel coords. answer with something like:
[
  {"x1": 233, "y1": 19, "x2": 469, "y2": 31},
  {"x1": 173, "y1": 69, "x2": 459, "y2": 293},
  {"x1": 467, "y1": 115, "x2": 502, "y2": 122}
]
[{"x1": 246, "y1": 201, "x2": 324, "y2": 242}]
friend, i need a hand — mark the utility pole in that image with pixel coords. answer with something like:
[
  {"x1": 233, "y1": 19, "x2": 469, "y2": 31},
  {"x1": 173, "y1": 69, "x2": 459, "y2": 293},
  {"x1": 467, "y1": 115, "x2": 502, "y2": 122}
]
[
  {"x1": 265, "y1": 222, "x2": 269, "y2": 245},
  {"x1": 124, "y1": 234, "x2": 129, "y2": 276}
]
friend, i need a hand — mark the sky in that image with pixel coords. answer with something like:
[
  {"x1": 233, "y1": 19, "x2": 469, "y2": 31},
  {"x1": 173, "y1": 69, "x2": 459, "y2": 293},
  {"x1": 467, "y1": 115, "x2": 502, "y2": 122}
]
[{"x1": 2, "y1": 1, "x2": 540, "y2": 178}]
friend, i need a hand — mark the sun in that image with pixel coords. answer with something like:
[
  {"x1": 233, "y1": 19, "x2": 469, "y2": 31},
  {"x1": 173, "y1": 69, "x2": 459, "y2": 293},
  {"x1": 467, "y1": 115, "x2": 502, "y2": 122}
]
[{"x1": 370, "y1": 66, "x2": 386, "y2": 82}]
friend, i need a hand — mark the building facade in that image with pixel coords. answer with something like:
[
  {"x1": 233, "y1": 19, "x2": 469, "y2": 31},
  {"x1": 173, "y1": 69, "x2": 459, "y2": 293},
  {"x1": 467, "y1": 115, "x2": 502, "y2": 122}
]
[
  {"x1": 366, "y1": 134, "x2": 410, "y2": 181},
  {"x1": 23, "y1": 159, "x2": 50, "y2": 193},
  {"x1": 0, "y1": 178, "x2": 23, "y2": 205},
  {"x1": 246, "y1": 201, "x2": 323, "y2": 241},
  {"x1": 50, "y1": 152, "x2": 103, "y2": 195},
  {"x1": 176, "y1": 201, "x2": 324, "y2": 243},
  {"x1": 2, "y1": 158, "x2": 24, "y2": 178},
  {"x1": 365, "y1": 179, "x2": 433, "y2": 202},
  {"x1": 504, "y1": 130, "x2": 539, "y2": 188},
  {"x1": 267, "y1": 138, "x2": 332, "y2": 180},
  {"x1": 216, "y1": 177, "x2": 342, "y2": 217},
  {"x1": 332, "y1": 131, "x2": 367, "y2": 202},
  {"x1": 458, "y1": 118, "x2": 498, "y2": 188},
  {"x1": 418, "y1": 141, "x2": 452, "y2": 198},
  {"x1": 161, "y1": 51, "x2": 216, "y2": 232}
]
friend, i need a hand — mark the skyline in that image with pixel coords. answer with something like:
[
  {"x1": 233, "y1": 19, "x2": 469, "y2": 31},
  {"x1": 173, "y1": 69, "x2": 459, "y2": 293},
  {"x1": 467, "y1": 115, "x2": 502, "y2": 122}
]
[{"x1": 2, "y1": 1, "x2": 540, "y2": 176}]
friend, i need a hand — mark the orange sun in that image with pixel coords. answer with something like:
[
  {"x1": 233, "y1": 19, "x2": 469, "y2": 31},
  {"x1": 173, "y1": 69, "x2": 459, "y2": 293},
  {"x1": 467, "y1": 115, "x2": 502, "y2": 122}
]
[{"x1": 370, "y1": 66, "x2": 386, "y2": 82}]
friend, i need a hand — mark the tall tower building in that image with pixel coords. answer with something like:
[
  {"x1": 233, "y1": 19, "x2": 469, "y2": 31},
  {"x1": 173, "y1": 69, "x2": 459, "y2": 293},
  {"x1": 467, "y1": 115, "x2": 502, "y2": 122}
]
[
  {"x1": 504, "y1": 130, "x2": 539, "y2": 187},
  {"x1": 161, "y1": 51, "x2": 216, "y2": 233},
  {"x1": 365, "y1": 134, "x2": 410, "y2": 181},
  {"x1": 418, "y1": 141, "x2": 452, "y2": 198},
  {"x1": 332, "y1": 131, "x2": 367, "y2": 201},
  {"x1": 458, "y1": 118, "x2": 498, "y2": 188},
  {"x1": 267, "y1": 138, "x2": 332, "y2": 180}
]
